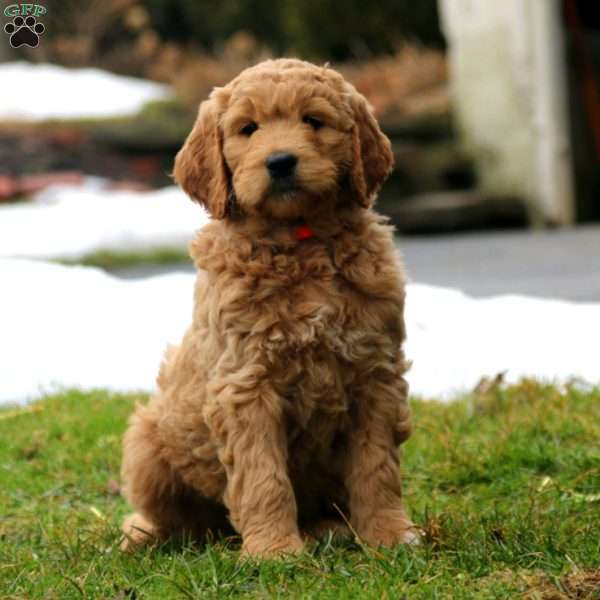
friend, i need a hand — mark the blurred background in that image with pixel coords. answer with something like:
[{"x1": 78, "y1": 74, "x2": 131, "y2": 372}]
[{"x1": 1, "y1": 0, "x2": 599, "y2": 300}]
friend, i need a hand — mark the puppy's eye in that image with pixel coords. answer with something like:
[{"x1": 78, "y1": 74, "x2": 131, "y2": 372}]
[
  {"x1": 302, "y1": 116, "x2": 323, "y2": 130},
  {"x1": 240, "y1": 122, "x2": 258, "y2": 136}
]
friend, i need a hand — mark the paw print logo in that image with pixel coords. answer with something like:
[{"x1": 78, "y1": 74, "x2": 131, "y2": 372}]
[{"x1": 4, "y1": 15, "x2": 45, "y2": 48}]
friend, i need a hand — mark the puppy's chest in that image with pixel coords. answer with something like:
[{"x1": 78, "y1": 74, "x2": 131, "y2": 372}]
[
  {"x1": 216, "y1": 242, "x2": 396, "y2": 432},
  {"x1": 254, "y1": 250, "x2": 377, "y2": 360},
  {"x1": 251, "y1": 249, "x2": 387, "y2": 417}
]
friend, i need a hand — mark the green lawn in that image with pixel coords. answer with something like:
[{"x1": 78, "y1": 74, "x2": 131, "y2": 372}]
[
  {"x1": 58, "y1": 247, "x2": 191, "y2": 271},
  {"x1": 1, "y1": 381, "x2": 599, "y2": 599}
]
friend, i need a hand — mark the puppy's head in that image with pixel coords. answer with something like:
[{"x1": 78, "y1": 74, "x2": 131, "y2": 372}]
[{"x1": 174, "y1": 59, "x2": 393, "y2": 220}]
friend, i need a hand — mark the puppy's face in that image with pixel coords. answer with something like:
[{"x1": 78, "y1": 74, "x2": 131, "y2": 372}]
[
  {"x1": 174, "y1": 59, "x2": 393, "y2": 221},
  {"x1": 221, "y1": 79, "x2": 353, "y2": 219}
]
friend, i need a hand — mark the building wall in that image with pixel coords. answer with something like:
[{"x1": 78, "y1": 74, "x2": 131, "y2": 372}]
[{"x1": 439, "y1": 0, "x2": 575, "y2": 225}]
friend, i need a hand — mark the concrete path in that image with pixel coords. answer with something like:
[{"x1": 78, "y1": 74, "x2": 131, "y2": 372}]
[
  {"x1": 398, "y1": 225, "x2": 600, "y2": 301},
  {"x1": 113, "y1": 225, "x2": 600, "y2": 302}
]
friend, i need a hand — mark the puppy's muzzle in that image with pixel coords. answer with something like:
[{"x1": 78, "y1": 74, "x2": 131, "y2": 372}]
[{"x1": 266, "y1": 152, "x2": 298, "y2": 180}]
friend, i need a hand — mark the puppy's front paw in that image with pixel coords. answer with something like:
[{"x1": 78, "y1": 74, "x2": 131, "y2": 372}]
[
  {"x1": 242, "y1": 532, "x2": 304, "y2": 558},
  {"x1": 359, "y1": 509, "x2": 419, "y2": 548}
]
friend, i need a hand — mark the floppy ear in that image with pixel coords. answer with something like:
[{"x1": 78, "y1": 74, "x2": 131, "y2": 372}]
[
  {"x1": 173, "y1": 95, "x2": 229, "y2": 219},
  {"x1": 346, "y1": 84, "x2": 394, "y2": 208}
]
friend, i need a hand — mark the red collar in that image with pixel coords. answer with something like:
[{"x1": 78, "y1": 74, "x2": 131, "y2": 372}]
[{"x1": 294, "y1": 225, "x2": 316, "y2": 241}]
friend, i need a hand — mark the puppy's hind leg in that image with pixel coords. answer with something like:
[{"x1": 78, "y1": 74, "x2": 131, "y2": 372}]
[
  {"x1": 120, "y1": 405, "x2": 229, "y2": 551},
  {"x1": 121, "y1": 512, "x2": 160, "y2": 551}
]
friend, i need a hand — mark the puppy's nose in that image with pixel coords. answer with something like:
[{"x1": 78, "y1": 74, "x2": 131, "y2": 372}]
[{"x1": 265, "y1": 152, "x2": 298, "y2": 178}]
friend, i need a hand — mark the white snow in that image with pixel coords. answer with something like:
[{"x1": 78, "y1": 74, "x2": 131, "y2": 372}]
[
  {"x1": 0, "y1": 181, "x2": 209, "y2": 260},
  {"x1": 0, "y1": 259, "x2": 193, "y2": 405},
  {"x1": 1, "y1": 258, "x2": 598, "y2": 406},
  {"x1": 0, "y1": 62, "x2": 171, "y2": 121},
  {"x1": 404, "y1": 285, "x2": 600, "y2": 398}
]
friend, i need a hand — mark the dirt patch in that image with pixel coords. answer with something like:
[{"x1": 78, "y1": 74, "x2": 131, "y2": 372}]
[{"x1": 480, "y1": 568, "x2": 600, "y2": 599}]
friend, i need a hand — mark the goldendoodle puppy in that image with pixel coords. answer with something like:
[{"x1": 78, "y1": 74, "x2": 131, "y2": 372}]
[{"x1": 121, "y1": 58, "x2": 415, "y2": 557}]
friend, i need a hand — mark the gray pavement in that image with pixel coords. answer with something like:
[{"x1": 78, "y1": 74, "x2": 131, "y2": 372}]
[
  {"x1": 398, "y1": 225, "x2": 600, "y2": 301},
  {"x1": 113, "y1": 225, "x2": 600, "y2": 302}
]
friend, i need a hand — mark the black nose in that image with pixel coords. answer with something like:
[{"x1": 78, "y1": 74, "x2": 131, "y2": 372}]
[{"x1": 265, "y1": 152, "x2": 298, "y2": 178}]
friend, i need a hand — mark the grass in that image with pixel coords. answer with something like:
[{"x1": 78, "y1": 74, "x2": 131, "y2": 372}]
[
  {"x1": 58, "y1": 247, "x2": 191, "y2": 271},
  {"x1": 3, "y1": 99, "x2": 195, "y2": 150},
  {"x1": 0, "y1": 380, "x2": 599, "y2": 599}
]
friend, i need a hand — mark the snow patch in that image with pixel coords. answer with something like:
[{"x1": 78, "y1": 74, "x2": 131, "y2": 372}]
[
  {"x1": 0, "y1": 62, "x2": 171, "y2": 121},
  {"x1": 1, "y1": 259, "x2": 598, "y2": 406},
  {"x1": 0, "y1": 181, "x2": 209, "y2": 260}
]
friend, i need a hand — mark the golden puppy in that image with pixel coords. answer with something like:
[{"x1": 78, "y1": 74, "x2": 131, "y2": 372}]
[{"x1": 120, "y1": 58, "x2": 415, "y2": 557}]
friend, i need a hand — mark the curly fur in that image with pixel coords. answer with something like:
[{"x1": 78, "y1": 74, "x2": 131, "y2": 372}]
[{"x1": 121, "y1": 58, "x2": 416, "y2": 557}]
